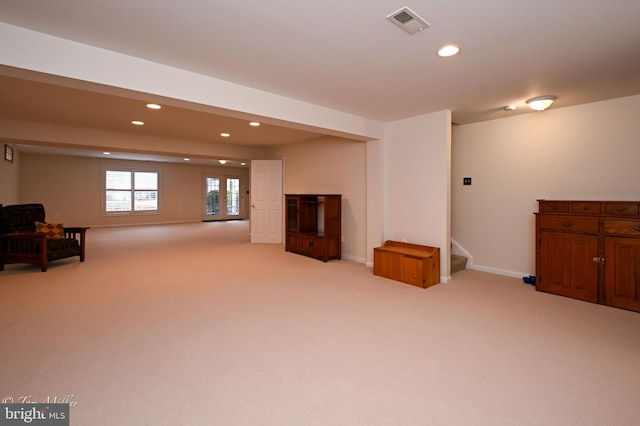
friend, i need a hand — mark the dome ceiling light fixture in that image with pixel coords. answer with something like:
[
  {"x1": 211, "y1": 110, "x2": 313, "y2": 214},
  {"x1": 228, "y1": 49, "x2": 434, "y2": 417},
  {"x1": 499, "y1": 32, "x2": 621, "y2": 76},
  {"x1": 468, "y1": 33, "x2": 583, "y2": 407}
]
[
  {"x1": 218, "y1": 159, "x2": 227, "y2": 165},
  {"x1": 526, "y1": 95, "x2": 557, "y2": 111}
]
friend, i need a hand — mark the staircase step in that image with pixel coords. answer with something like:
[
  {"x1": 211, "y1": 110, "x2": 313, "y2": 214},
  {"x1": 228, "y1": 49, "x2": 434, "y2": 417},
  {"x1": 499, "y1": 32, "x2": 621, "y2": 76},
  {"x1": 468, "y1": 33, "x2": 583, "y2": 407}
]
[{"x1": 451, "y1": 254, "x2": 467, "y2": 274}]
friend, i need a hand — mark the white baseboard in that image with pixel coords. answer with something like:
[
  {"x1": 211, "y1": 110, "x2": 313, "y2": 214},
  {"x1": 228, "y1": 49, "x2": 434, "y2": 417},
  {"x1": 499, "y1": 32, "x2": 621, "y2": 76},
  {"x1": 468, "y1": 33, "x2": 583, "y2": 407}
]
[
  {"x1": 472, "y1": 264, "x2": 533, "y2": 279},
  {"x1": 343, "y1": 254, "x2": 366, "y2": 264},
  {"x1": 89, "y1": 220, "x2": 200, "y2": 228}
]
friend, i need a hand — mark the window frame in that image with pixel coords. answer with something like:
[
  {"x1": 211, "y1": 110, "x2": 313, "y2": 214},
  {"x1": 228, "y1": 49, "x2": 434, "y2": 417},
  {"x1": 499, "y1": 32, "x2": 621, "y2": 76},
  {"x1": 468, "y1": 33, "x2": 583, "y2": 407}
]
[{"x1": 103, "y1": 167, "x2": 161, "y2": 215}]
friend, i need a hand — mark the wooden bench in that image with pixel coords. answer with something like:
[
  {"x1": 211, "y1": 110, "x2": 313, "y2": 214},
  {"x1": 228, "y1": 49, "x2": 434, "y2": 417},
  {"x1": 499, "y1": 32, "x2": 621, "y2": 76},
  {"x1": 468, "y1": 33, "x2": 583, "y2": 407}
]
[{"x1": 373, "y1": 240, "x2": 440, "y2": 288}]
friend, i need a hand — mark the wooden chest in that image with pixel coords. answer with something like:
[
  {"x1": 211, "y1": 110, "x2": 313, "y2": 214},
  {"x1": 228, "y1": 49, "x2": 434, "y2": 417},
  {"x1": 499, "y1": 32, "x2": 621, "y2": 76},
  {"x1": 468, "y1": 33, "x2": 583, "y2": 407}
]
[{"x1": 373, "y1": 240, "x2": 440, "y2": 288}]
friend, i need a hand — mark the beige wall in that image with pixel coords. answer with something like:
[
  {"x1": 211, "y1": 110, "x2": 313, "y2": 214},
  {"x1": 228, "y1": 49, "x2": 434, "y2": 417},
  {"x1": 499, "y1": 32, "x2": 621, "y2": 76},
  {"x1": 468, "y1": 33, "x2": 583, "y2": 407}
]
[
  {"x1": 452, "y1": 94, "x2": 640, "y2": 277},
  {"x1": 0, "y1": 144, "x2": 20, "y2": 205},
  {"x1": 266, "y1": 136, "x2": 367, "y2": 262},
  {"x1": 19, "y1": 153, "x2": 250, "y2": 227},
  {"x1": 385, "y1": 110, "x2": 452, "y2": 279}
]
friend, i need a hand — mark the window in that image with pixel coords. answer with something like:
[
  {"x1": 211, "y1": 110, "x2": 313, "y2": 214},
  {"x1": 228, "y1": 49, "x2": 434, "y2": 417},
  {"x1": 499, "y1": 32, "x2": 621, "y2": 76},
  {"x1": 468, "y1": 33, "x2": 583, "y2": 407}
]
[{"x1": 105, "y1": 169, "x2": 159, "y2": 213}]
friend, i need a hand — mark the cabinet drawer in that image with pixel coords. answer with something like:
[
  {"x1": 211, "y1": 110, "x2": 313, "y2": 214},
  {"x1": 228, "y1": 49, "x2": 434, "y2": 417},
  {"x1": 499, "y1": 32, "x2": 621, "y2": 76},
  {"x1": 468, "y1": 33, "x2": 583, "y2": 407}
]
[
  {"x1": 300, "y1": 235, "x2": 325, "y2": 256},
  {"x1": 539, "y1": 201, "x2": 569, "y2": 213},
  {"x1": 604, "y1": 203, "x2": 639, "y2": 216},
  {"x1": 537, "y1": 216, "x2": 599, "y2": 233},
  {"x1": 570, "y1": 202, "x2": 601, "y2": 214},
  {"x1": 604, "y1": 220, "x2": 640, "y2": 237}
]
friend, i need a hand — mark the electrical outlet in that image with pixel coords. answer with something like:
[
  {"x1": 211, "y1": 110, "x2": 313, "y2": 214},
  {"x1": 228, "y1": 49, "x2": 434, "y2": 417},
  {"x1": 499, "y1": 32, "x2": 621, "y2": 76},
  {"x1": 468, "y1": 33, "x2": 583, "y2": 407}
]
[{"x1": 463, "y1": 177, "x2": 472, "y2": 185}]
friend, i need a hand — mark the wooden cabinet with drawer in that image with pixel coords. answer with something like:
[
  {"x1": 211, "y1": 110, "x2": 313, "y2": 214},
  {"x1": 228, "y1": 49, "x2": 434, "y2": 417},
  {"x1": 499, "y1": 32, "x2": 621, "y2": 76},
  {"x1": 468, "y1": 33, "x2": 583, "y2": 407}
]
[
  {"x1": 285, "y1": 194, "x2": 341, "y2": 262},
  {"x1": 536, "y1": 200, "x2": 640, "y2": 313}
]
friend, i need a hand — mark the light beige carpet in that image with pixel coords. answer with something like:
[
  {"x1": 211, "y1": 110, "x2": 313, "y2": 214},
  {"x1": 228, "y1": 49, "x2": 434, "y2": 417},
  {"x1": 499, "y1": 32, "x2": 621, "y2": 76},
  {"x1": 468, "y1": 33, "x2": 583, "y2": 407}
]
[{"x1": 1, "y1": 221, "x2": 640, "y2": 425}]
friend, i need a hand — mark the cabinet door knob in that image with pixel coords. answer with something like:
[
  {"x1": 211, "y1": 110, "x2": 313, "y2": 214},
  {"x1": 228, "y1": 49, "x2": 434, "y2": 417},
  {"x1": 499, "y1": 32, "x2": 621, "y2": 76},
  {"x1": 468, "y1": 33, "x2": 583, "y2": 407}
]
[
  {"x1": 635, "y1": 226, "x2": 640, "y2": 232},
  {"x1": 618, "y1": 208, "x2": 626, "y2": 212},
  {"x1": 563, "y1": 222, "x2": 572, "y2": 228}
]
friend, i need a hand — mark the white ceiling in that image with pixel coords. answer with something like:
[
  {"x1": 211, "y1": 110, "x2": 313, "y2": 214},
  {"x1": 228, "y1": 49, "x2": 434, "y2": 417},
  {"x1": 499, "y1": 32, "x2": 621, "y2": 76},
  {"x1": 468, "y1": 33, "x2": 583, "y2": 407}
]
[{"x1": 1, "y1": 1, "x2": 640, "y2": 160}]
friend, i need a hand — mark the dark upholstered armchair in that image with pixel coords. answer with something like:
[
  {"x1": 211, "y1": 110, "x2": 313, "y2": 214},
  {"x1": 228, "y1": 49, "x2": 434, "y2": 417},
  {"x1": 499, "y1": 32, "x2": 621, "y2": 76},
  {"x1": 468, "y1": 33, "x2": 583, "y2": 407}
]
[{"x1": 0, "y1": 204, "x2": 89, "y2": 272}]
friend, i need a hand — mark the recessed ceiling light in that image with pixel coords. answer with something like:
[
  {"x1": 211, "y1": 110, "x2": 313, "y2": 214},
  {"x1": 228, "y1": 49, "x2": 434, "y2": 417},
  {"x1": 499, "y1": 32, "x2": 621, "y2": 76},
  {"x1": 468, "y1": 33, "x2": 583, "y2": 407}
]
[
  {"x1": 504, "y1": 105, "x2": 516, "y2": 111},
  {"x1": 146, "y1": 103, "x2": 161, "y2": 110},
  {"x1": 249, "y1": 122, "x2": 260, "y2": 127},
  {"x1": 241, "y1": 162, "x2": 246, "y2": 166},
  {"x1": 131, "y1": 120, "x2": 144, "y2": 126},
  {"x1": 218, "y1": 159, "x2": 227, "y2": 164},
  {"x1": 103, "y1": 152, "x2": 111, "y2": 155},
  {"x1": 437, "y1": 45, "x2": 461, "y2": 57},
  {"x1": 183, "y1": 158, "x2": 190, "y2": 161},
  {"x1": 221, "y1": 133, "x2": 230, "y2": 137}
]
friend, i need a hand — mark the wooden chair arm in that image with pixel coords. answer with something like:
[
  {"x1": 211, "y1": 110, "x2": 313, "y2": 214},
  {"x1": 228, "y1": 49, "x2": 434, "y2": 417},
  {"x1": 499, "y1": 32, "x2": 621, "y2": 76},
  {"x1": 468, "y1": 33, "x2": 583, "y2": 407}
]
[
  {"x1": 0, "y1": 232, "x2": 47, "y2": 252},
  {"x1": 1, "y1": 232, "x2": 46, "y2": 242},
  {"x1": 63, "y1": 227, "x2": 89, "y2": 242}
]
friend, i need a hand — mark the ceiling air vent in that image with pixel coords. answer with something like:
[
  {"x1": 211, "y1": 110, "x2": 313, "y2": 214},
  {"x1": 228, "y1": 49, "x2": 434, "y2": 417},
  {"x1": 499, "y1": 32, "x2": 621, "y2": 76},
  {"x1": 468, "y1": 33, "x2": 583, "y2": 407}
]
[{"x1": 387, "y1": 7, "x2": 430, "y2": 35}]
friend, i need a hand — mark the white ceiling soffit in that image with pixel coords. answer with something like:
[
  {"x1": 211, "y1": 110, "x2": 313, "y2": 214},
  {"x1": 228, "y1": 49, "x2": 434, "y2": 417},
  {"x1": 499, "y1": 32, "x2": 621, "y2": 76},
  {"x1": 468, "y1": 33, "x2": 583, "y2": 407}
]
[{"x1": 386, "y1": 6, "x2": 430, "y2": 35}]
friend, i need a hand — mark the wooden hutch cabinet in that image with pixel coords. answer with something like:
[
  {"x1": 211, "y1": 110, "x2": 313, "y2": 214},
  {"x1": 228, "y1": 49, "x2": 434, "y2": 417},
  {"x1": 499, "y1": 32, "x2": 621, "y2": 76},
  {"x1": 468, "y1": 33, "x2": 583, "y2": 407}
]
[
  {"x1": 285, "y1": 194, "x2": 341, "y2": 262},
  {"x1": 535, "y1": 200, "x2": 640, "y2": 313}
]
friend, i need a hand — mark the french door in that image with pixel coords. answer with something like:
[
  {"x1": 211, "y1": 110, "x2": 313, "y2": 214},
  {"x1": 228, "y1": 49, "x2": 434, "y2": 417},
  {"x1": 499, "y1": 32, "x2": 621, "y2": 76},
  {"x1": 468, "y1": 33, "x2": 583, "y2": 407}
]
[{"x1": 203, "y1": 175, "x2": 244, "y2": 220}]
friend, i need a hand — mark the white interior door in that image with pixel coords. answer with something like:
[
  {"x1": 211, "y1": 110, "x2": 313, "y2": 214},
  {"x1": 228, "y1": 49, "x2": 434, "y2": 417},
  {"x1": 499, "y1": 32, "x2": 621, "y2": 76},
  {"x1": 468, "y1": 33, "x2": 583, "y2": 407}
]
[{"x1": 250, "y1": 160, "x2": 283, "y2": 243}]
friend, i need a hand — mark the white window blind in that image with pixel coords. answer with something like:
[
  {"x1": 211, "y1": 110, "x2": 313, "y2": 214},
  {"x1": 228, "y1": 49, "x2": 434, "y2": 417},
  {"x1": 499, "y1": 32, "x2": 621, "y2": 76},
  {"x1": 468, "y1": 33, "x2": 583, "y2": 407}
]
[{"x1": 105, "y1": 169, "x2": 159, "y2": 213}]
